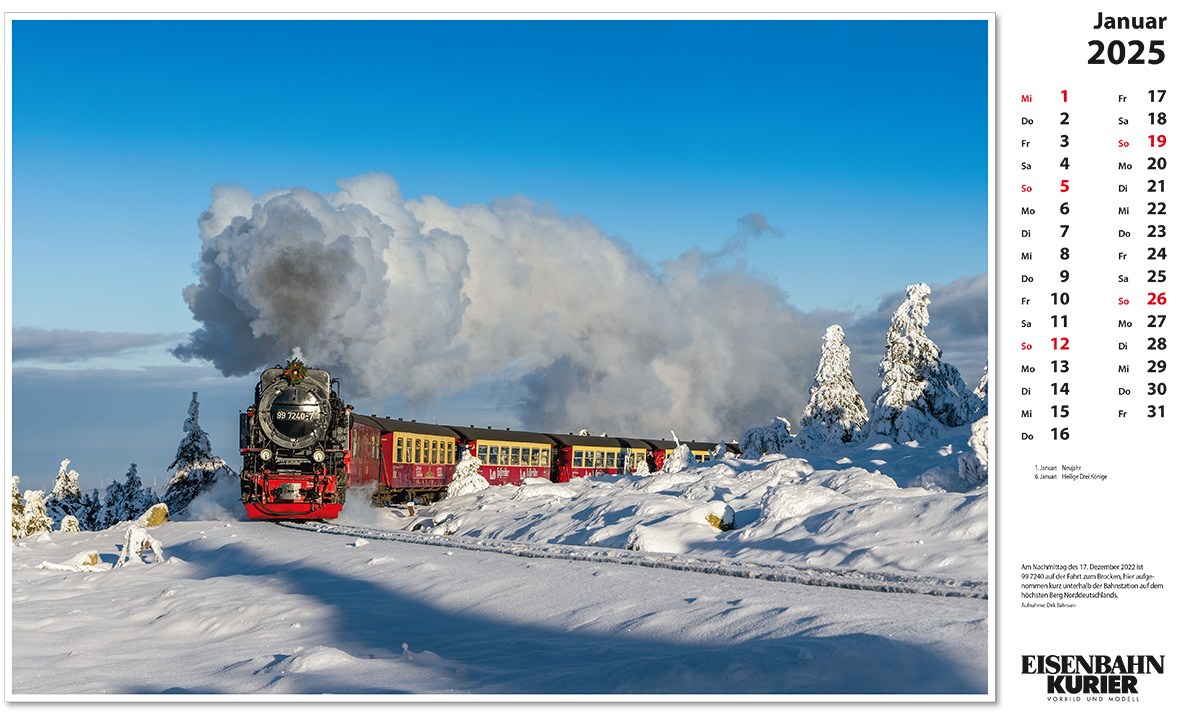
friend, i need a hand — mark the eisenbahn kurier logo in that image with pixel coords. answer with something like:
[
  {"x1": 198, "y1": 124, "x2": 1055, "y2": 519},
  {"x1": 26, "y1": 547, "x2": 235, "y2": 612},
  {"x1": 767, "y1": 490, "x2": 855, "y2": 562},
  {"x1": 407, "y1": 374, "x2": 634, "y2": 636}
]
[{"x1": 1021, "y1": 654, "x2": 1165, "y2": 699}]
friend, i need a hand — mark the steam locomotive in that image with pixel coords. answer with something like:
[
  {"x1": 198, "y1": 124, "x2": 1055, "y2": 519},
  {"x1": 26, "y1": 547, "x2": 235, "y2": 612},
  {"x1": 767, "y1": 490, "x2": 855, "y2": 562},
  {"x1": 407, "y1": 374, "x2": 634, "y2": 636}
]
[
  {"x1": 239, "y1": 360, "x2": 731, "y2": 520},
  {"x1": 239, "y1": 360, "x2": 351, "y2": 519}
]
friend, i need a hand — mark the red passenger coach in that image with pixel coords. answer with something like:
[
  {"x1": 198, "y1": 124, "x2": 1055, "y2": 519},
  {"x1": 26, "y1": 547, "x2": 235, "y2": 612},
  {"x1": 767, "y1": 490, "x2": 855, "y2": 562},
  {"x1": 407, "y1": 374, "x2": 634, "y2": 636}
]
[
  {"x1": 367, "y1": 417, "x2": 460, "y2": 503},
  {"x1": 546, "y1": 433, "x2": 651, "y2": 482},
  {"x1": 448, "y1": 426, "x2": 555, "y2": 485},
  {"x1": 346, "y1": 414, "x2": 384, "y2": 489}
]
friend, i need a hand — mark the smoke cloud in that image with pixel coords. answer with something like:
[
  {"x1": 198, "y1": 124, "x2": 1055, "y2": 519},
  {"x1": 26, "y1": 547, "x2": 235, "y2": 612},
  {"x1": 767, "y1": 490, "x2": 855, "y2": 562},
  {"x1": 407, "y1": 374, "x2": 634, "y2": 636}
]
[{"x1": 173, "y1": 172, "x2": 983, "y2": 440}]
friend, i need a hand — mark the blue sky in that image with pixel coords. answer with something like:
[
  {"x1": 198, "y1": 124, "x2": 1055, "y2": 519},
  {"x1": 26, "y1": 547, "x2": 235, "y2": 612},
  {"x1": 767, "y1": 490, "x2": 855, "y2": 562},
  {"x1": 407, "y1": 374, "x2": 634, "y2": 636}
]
[{"x1": 9, "y1": 18, "x2": 989, "y2": 491}]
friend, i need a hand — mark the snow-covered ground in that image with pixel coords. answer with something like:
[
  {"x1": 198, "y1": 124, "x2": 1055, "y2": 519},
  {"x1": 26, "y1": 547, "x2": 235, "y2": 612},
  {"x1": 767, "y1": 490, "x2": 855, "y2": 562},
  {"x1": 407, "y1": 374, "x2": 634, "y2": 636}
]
[{"x1": 9, "y1": 430, "x2": 988, "y2": 699}]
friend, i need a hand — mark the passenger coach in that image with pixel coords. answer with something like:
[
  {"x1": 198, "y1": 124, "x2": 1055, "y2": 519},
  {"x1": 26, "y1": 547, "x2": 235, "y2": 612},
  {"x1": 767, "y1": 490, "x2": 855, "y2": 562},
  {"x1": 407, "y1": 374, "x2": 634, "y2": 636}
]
[
  {"x1": 546, "y1": 433, "x2": 651, "y2": 481},
  {"x1": 448, "y1": 426, "x2": 556, "y2": 485}
]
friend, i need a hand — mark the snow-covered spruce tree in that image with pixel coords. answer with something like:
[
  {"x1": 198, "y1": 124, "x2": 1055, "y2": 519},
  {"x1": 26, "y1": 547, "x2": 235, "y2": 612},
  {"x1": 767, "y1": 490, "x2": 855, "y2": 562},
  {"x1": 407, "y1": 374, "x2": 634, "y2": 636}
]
[
  {"x1": 45, "y1": 459, "x2": 85, "y2": 530},
  {"x1": 661, "y1": 443, "x2": 697, "y2": 474},
  {"x1": 740, "y1": 417, "x2": 795, "y2": 459},
  {"x1": 974, "y1": 361, "x2": 989, "y2": 416},
  {"x1": 78, "y1": 489, "x2": 103, "y2": 531},
  {"x1": 100, "y1": 463, "x2": 156, "y2": 529},
  {"x1": 19, "y1": 489, "x2": 54, "y2": 539},
  {"x1": 868, "y1": 283, "x2": 980, "y2": 442},
  {"x1": 797, "y1": 325, "x2": 868, "y2": 447},
  {"x1": 11, "y1": 477, "x2": 25, "y2": 540},
  {"x1": 958, "y1": 415, "x2": 990, "y2": 486},
  {"x1": 165, "y1": 392, "x2": 234, "y2": 516},
  {"x1": 446, "y1": 450, "x2": 489, "y2": 498}
]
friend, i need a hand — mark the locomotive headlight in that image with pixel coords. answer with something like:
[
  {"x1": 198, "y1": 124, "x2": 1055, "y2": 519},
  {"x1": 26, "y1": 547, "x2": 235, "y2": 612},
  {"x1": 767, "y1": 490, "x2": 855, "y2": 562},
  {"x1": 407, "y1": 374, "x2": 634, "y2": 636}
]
[
  {"x1": 260, "y1": 449, "x2": 273, "y2": 461},
  {"x1": 312, "y1": 450, "x2": 326, "y2": 463}
]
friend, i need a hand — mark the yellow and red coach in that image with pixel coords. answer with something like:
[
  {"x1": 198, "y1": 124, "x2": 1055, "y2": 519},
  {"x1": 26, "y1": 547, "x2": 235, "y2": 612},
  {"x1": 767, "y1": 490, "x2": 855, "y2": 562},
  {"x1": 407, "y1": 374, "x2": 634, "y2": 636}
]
[{"x1": 448, "y1": 425, "x2": 556, "y2": 486}]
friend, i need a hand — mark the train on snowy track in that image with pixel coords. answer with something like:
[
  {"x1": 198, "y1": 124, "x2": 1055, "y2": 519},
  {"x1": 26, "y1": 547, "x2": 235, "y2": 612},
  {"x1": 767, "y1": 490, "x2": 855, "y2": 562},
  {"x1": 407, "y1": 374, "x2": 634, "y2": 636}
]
[{"x1": 239, "y1": 360, "x2": 733, "y2": 520}]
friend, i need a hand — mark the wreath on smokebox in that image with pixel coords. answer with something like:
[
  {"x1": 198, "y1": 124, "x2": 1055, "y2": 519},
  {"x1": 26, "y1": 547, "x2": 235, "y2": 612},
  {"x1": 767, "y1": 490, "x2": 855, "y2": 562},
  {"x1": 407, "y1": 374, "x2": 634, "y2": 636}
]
[{"x1": 283, "y1": 359, "x2": 308, "y2": 385}]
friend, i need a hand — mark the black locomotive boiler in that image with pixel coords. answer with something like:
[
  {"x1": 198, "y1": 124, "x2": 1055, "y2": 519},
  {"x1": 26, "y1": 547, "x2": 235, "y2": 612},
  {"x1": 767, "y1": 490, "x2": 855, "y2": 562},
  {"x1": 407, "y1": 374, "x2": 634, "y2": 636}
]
[{"x1": 239, "y1": 360, "x2": 350, "y2": 519}]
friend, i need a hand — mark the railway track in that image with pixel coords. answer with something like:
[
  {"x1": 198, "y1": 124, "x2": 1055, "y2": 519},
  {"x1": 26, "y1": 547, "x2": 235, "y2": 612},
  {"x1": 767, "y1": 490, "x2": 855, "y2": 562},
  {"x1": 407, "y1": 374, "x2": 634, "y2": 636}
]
[{"x1": 278, "y1": 519, "x2": 988, "y2": 599}]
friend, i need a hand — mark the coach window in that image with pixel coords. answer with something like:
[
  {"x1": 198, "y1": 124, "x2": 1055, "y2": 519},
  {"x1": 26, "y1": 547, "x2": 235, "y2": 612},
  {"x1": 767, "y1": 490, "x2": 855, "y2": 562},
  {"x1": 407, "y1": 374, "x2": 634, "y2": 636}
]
[
  {"x1": 541, "y1": 448, "x2": 550, "y2": 467},
  {"x1": 520, "y1": 447, "x2": 530, "y2": 466},
  {"x1": 573, "y1": 450, "x2": 583, "y2": 468},
  {"x1": 583, "y1": 451, "x2": 593, "y2": 469},
  {"x1": 499, "y1": 446, "x2": 508, "y2": 466},
  {"x1": 486, "y1": 445, "x2": 496, "y2": 465}
]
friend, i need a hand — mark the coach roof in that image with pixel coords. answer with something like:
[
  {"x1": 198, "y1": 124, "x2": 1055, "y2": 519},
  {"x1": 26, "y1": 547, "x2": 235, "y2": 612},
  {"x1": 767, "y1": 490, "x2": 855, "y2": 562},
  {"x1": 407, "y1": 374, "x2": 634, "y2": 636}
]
[
  {"x1": 545, "y1": 433, "x2": 651, "y2": 450},
  {"x1": 356, "y1": 415, "x2": 460, "y2": 439},
  {"x1": 447, "y1": 425, "x2": 557, "y2": 445}
]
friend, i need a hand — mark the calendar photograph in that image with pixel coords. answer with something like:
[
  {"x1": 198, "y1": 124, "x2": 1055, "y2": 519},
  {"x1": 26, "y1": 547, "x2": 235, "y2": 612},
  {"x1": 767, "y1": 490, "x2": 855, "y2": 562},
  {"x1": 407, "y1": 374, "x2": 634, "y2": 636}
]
[{"x1": 6, "y1": 14, "x2": 991, "y2": 702}]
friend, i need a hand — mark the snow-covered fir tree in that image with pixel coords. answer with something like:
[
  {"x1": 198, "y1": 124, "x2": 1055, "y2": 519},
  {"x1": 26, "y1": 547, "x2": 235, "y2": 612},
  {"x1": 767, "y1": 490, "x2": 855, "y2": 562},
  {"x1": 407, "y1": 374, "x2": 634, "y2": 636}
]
[
  {"x1": 867, "y1": 283, "x2": 980, "y2": 442},
  {"x1": 740, "y1": 417, "x2": 795, "y2": 459},
  {"x1": 45, "y1": 459, "x2": 85, "y2": 530},
  {"x1": 100, "y1": 464, "x2": 156, "y2": 529},
  {"x1": 974, "y1": 361, "x2": 989, "y2": 415},
  {"x1": 958, "y1": 415, "x2": 990, "y2": 486},
  {"x1": 18, "y1": 489, "x2": 54, "y2": 539},
  {"x1": 796, "y1": 325, "x2": 868, "y2": 447},
  {"x1": 164, "y1": 392, "x2": 234, "y2": 516},
  {"x1": 78, "y1": 489, "x2": 103, "y2": 531},
  {"x1": 446, "y1": 451, "x2": 488, "y2": 498},
  {"x1": 11, "y1": 477, "x2": 25, "y2": 540},
  {"x1": 661, "y1": 443, "x2": 697, "y2": 474}
]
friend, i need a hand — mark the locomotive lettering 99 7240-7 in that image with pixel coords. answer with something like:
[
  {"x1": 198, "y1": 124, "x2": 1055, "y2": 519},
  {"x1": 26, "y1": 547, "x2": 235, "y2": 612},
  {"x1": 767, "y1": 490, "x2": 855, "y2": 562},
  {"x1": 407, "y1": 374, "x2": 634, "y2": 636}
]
[{"x1": 239, "y1": 359, "x2": 350, "y2": 519}]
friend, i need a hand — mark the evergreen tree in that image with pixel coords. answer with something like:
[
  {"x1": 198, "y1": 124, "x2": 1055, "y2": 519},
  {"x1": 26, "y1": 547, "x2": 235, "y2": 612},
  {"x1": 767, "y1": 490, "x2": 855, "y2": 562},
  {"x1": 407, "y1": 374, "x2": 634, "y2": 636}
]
[
  {"x1": 740, "y1": 417, "x2": 795, "y2": 459},
  {"x1": 661, "y1": 443, "x2": 697, "y2": 474},
  {"x1": 19, "y1": 489, "x2": 54, "y2": 539},
  {"x1": 100, "y1": 463, "x2": 155, "y2": 528},
  {"x1": 11, "y1": 477, "x2": 25, "y2": 540},
  {"x1": 165, "y1": 392, "x2": 234, "y2": 516},
  {"x1": 45, "y1": 459, "x2": 85, "y2": 530},
  {"x1": 867, "y1": 283, "x2": 980, "y2": 442},
  {"x1": 79, "y1": 489, "x2": 104, "y2": 531},
  {"x1": 974, "y1": 361, "x2": 989, "y2": 415},
  {"x1": 959, "y1": 415, "x2": 990, "y2": 486},
  {"x1": 797, "y1": 325, "x2": 868, "y2": 446}
]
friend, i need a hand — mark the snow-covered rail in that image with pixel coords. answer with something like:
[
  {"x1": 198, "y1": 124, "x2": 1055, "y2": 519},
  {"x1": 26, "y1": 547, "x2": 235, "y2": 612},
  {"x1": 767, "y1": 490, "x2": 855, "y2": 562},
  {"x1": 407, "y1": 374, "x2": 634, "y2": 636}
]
[{"x1": 279, "y1": 520, "x2": 987, "y2": 599}]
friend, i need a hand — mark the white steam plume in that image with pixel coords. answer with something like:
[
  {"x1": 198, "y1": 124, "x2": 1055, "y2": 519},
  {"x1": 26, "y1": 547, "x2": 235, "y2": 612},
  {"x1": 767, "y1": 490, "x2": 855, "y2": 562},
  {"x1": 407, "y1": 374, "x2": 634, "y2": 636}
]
[{"x1": 174, "y1": 172, "x2": 845, "y2": 440}]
